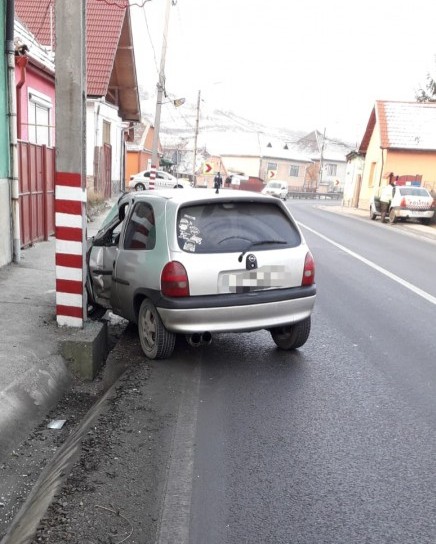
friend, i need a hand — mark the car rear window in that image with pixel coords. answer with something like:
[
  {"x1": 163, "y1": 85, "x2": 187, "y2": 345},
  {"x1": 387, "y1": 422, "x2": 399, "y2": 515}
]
[
  {"x1": 399, "y1": 187, "x2": 430, "y2": 197},
  {"x1": 177, "y1": 201, "x2": 301, "y2": 253}
]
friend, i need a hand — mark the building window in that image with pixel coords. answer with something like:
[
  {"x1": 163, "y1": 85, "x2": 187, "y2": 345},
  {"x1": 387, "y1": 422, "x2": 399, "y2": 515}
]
[
  {"x1": 325, "y1": 163, "x2": 337, "y2": 176},
  {"x1": 289, "y1": 165, "x2": 299, "y2": 177},
  {"x1": 368, "y1": 162, "x2": 376, "y2": 188},
  {"x1": 28, "y1": 90, "x2": 52, "y2": 146},
  {"x1": 267, "y1": 162, "x2": 277, "y2": 171},
  {"x1": 103, "y1": 120, "x2": 111, "y2": 145}
]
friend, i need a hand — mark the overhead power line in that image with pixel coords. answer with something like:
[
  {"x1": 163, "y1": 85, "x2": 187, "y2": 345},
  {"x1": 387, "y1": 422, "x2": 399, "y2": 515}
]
[{"x1": 95, "y1": 0, "x2": 152, "y2": 9}]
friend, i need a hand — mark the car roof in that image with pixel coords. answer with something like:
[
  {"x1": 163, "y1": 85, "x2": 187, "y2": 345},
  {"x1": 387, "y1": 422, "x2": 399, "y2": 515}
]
[{"x1": 123, "y1": 188, "x2": 282, "y2": 205}]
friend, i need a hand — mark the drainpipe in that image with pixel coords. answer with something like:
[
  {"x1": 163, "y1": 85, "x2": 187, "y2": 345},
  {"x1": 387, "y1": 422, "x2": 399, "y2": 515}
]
[
  {"x1": 378, "y1": 146, "x2": 386, "y2": 190},
  {"x1": 15, "y1": 55, "x2": 28, "y2": 140},
  {"x1": 6, "y1": 0, "x2": 21, "y2": 263}
]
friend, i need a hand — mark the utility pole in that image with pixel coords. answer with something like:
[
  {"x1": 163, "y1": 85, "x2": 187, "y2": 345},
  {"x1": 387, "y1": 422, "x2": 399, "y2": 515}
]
[
  {"x1": 150, "y1": 0, "x2": 173, "y2": 187},
  {"x1": 318, "y1": 127, "x2": 326, "y2": 191},
  {"x1": 192, "y1": 89, "x2": 201, "y2": 187}
]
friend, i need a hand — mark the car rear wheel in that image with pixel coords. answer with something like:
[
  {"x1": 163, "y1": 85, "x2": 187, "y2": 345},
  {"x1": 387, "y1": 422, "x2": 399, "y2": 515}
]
[
  {"x1": 135, "y1": 183, "x2": 146, "y2": 191},
  {"x1": 389, "y1": 209, "x2": 397, "y2": 223},
  {"x1": 138, "y1": 299, "x2": 175, "y2": 359},
  {"x1": 270, "y1": 317, "x2": 311, "y2": 350},
  {"x1": 420, "y1": 218, "x2": 431, "y2": 226}
]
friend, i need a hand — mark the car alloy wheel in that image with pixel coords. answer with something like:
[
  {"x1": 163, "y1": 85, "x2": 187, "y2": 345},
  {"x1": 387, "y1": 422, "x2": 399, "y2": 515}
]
[
  {"x1": 138, "y1": 299, "x2": 176, "y2": 359},
  {"x1": 135, "y1": 183, "x2": 146, "y2": 191},
  {"x1": 270, "y1": 317, "x2": 311, "y2": 350}
]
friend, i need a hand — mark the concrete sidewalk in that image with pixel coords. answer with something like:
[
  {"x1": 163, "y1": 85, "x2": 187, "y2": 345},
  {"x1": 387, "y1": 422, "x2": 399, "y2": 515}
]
[{"x1": 0, "y1": 200, "x2": 114, "y2": 461}]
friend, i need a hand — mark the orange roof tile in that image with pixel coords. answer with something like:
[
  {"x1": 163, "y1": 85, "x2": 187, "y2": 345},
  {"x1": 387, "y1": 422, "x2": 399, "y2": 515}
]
[
  {"x1": 359, "y1": 100, "x2": 436, "y2": 153},
  {"x1": 15, "y1": 0, "x2": 126, "y2": 96}
]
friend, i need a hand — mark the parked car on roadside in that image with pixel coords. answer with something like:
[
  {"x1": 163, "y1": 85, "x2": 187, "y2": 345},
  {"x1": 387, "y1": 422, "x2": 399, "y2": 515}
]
[
  {"x1": 86, "y1": 189, "x2": 316, "y2": 359},
  {"x1": 261, "y1": 180, "x2": 288, "y2": 200},
  {"x1": 128, "y1": 169, "x2": 190, "y2": 191},
  {"x1": 370, "y1": 186, "x2": 435, "y2": 225}
]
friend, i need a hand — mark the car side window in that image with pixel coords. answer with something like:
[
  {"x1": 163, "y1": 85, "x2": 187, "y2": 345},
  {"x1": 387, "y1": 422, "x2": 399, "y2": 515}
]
[{"x1": 124, "y1": 202, "x2": 156, "y2": 250}]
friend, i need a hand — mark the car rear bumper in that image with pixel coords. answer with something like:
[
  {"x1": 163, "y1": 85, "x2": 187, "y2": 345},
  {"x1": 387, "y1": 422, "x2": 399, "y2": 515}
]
[
  {"x1": 393, "y1": 208, "x2": 434, "y2": 219},
  {"x1": 157, "y1": 289, "x2": 316, "y2": 333}
]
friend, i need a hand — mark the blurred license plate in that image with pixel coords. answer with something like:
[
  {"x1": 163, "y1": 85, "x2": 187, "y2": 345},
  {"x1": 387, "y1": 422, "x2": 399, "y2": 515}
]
[{"x1": 224, "y1": 266, "x2": 286, "y2": 293}]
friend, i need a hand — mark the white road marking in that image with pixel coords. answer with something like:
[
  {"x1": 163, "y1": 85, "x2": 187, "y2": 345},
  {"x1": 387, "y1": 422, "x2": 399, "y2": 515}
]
[
  {"x1": 156, "y1": 362, "x2": 201, "y2": 544},
  {"x1": 300, "y1": 222, "x2": 436, "y2": 306}
]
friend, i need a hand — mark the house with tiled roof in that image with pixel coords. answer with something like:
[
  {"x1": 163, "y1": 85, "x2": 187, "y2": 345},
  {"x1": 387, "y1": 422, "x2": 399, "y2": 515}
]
[
  {"x1": 215, "y1": 132, "x2": 314, "y2": 192},
  {"x1": 357, "y1": 100, "x2": 436, "y2": 208},
  {"x1": 15, "y1": 0, "x2": 140, "y2": 194},
  {"x1": 294, "y1": 130, "x2": 353, "y2": 192}
]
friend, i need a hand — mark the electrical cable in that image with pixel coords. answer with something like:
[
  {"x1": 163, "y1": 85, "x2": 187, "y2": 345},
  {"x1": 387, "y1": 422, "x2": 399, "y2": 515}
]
[{"x1": 95, "y1": 0, "x2": 152, "y2": 8}]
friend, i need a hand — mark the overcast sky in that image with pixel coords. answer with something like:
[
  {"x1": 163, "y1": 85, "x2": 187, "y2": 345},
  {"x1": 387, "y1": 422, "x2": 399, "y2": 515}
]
[{"x1": 131, "y1": 0, "x2": 436, "y2": 145}]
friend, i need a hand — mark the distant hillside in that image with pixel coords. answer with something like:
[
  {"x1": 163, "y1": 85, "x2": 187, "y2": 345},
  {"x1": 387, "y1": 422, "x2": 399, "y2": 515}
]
[{"x1": 140, "y1": 97, "x2": 307, "y2": 155}]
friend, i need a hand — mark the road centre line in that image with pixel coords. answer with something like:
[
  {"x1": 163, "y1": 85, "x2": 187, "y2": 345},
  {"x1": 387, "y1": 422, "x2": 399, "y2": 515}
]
[{"x1": 299, "y1": 222, "x2": 436, "y2": 306}]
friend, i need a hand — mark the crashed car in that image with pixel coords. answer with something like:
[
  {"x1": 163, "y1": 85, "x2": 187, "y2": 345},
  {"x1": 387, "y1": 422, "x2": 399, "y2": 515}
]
[{"x1": 86, "y1": 189, "x2": 316, "y2": 359}]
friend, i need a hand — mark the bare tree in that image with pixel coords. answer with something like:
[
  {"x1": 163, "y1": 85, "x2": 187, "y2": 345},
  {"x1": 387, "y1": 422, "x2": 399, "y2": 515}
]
[{"x1": 416, "y1": 73, "x2": 436, "y2": 103}]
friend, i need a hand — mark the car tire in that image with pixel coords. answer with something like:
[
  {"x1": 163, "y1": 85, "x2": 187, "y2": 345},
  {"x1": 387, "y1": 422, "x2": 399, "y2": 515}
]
[
  {"x1": 370, "y1": 206, "x2": 377, "y2": 220},
  {"x1": 270, "y1": 317, "x2": 311, "y2": 350},
  {"x1": 138, "y1": 299, "x2": 175, "y2": 359},
  {"x1": 420, "y1": 218, "x2": 431, "y2": 226},
  {"x1": 388, "y1": 209, "x2": 397, "y2": 224},
  {"x1": 135, "y1": 183, "x2": 146, "y2": 191}
]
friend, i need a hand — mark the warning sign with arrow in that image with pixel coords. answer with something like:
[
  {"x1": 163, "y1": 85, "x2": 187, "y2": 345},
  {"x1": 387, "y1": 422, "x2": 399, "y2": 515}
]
[
  {"x1": 268, "y1": 170, "x2": 277, "y2": 180},
  {"x1": 203, "y1": 162, "x2": 213, "y2": 174}
]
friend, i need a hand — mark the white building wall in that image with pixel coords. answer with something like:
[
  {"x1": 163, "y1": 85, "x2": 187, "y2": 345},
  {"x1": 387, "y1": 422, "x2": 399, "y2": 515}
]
[
  {"x1": 86, "y1": 99, "x2": 124, "y2": 191},
  {"x1": 0, "y1": 179, "x2": 12, "y2": 267}
]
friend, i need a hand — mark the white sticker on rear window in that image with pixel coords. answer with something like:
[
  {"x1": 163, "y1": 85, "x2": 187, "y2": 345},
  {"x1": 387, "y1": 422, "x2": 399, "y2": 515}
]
[{"x1": 183, "y1": 241, "x2": 196, "y2": 252}]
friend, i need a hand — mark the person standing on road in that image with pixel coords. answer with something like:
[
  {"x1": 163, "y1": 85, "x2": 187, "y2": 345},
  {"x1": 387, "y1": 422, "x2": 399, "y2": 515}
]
[
  {"x1": 214, "y1": 172, "x2": 223, "y2": 193},
  {"x1": 380, "y1": 179, "x2": 396, "y2": 223}
]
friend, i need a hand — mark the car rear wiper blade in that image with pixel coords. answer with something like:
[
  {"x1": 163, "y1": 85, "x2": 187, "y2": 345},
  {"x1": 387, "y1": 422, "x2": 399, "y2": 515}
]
[{"x1": 238, "y1": 240, "x2": 286, "y2": 262}]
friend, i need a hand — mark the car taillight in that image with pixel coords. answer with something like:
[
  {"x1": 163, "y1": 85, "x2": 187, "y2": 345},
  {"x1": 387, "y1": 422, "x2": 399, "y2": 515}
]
[
  {"x1": 161, "y1": 261, "x2": 190, "y2": 297},
  {"x1": 400, "y1": 197, "x2": 407, "y2": 208},
  {"x1": 302, "y1": 252, "x2": 315, "y2": 286},
  {"x1": 432, "y1": 199, "x2": 436, "y2": 209}
]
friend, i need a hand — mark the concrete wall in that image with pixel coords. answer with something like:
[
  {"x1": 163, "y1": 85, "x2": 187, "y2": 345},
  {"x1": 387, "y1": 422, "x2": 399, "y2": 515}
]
[{"x1": 0, "y1": 6, "x2": 12, "y2": 267}]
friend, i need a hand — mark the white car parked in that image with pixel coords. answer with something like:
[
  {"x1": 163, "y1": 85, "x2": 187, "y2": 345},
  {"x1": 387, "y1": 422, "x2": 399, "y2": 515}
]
[
  {"x1": 261, "y1": 180, "x2": 288, "y2": 200},
  {"x1": 370, "y1": 185, "x2": 435, "y2": 225},
  {"x1": 128, "y1": 169, "x2": 190, "y2": 191}
]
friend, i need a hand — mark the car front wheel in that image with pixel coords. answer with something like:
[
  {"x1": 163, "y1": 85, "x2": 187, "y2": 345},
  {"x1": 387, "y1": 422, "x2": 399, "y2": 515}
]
[
  {"x1": 138, "y1": 299, "x2": 175, "y2": 359},
  {"x1": 270, "y1": 317, "x2": 311, "y2": 350},
  {"x1": 135, "y1": 183, "x2": 146, "y2": 191}
]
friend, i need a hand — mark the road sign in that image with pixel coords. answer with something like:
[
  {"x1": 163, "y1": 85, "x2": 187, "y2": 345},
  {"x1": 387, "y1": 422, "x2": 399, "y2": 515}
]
[
  {"x1": 268, "y1": 170, "x2": 277, "y2": 179},
  {"x1": 203, "y1": 162, "x2": 213, "y2": 174}
]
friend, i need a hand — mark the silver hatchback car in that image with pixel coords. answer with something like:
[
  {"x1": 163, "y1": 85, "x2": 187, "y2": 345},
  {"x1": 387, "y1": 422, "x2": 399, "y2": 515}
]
[{"x1": 87, "y1": 189, "x2": 316, "y2": 359}]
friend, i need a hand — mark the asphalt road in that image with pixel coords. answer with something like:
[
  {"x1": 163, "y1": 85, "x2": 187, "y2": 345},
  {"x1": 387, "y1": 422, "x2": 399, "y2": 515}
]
[{"x1": 1, "y1": 201, "x2": 435, "y2": 544}]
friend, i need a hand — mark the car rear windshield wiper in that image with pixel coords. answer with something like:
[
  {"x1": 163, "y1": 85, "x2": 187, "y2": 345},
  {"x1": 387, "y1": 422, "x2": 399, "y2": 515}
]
[{"x1": 238, "y1": 240, "x2": 287, "y2": 262}]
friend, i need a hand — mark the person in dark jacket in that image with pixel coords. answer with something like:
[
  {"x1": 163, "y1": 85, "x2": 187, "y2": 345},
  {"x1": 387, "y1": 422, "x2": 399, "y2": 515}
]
[{"x1": 214, "y1": 172, "x2": 223, "y2": 193}]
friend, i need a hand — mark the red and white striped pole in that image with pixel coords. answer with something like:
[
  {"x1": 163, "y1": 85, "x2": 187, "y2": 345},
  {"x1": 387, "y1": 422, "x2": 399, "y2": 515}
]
[
  {"x1": 55, "y1": 173, "x2": 86, "y2": 327},
  {"x1": 55, "y1": 0, "x2": 86, "y2": 328}
]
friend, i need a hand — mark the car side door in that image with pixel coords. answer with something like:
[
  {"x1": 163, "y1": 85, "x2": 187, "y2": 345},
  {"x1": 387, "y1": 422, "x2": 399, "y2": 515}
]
[{"x1": 87, "y1": 202, "x2": 129, "y2": 308}]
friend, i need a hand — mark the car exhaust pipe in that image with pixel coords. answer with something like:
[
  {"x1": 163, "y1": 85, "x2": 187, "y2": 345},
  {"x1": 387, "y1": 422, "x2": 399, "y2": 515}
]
[
  {"x1": 201, "y1": 331, "x2": 212, "y2": 346},
  {"x1": 186, "y1": 332, "x2": 213, "y2": 347}
]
